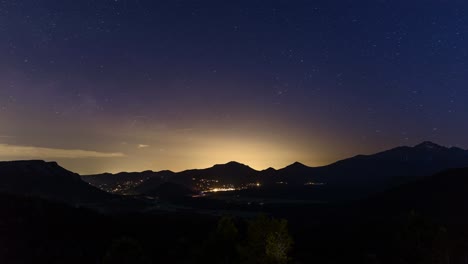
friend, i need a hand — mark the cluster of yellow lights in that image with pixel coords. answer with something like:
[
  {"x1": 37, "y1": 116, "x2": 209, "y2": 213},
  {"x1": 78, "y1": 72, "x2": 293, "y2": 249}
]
[
  {"x1": 203, "y1": 182, "x2": 262, "y2": 193},
  {"x1": 206, "y1": 187, "x2": 237, "y2": 193}
]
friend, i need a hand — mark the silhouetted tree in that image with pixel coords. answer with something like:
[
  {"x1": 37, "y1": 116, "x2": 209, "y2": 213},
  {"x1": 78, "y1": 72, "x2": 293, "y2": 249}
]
[
  {"x1": 199, "y1": 215, "x2": 240, "y2": 264},
  {"x1": 240, "y1": 214, "x2": 293, "y2": 264}
]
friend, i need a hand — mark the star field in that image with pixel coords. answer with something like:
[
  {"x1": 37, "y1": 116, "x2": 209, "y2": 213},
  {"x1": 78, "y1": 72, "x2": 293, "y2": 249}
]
[{"x1": 1, "y1": 0, "x2": 468, "y2": 173}]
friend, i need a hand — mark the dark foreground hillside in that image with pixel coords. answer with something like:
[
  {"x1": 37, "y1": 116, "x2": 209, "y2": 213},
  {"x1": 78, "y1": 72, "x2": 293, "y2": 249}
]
[
  {"x1": 4, "y1": 160, "x2": 468, "y2": 263},
  {"x1": 3, "y1": 182, "x2": 468, "y2": 264},
  {"x1": 0, "y1": 193, "x2": 215, "y2": 264}
]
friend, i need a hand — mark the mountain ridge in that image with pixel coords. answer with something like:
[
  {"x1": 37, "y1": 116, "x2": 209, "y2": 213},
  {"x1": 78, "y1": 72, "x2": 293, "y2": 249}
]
[
  {"x1": 4, "y1": 141, "x2": 465, "y2": 201},
  {"x1": 83, "y1": 141, "x2": 467, "y2": 176},
  {"x1": 0, "y1": 160, "x2": 112, "y2": 203},
  {"x1": 81, "y1": 141, "x2": 468, "y2": 199}
]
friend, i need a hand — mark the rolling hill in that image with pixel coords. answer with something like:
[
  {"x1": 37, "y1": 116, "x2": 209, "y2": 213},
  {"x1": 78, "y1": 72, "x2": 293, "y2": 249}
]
[{"x1": 0, "y1": 160, "x2": 112, "y2": 204}]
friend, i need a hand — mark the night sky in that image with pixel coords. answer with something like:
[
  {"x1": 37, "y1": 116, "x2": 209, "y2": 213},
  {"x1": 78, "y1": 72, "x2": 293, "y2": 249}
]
[{"x1": 1, "y1": 0, "x2": 468, "y2": 174}]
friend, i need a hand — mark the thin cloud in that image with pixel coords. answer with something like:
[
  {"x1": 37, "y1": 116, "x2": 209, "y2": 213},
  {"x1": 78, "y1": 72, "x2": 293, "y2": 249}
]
[
  {"x1": 138, "y1": 144, "x2": 150, "y2": 149},
  {"x1": 0, "y1": 144, "x2": 125, "y2": 159}
]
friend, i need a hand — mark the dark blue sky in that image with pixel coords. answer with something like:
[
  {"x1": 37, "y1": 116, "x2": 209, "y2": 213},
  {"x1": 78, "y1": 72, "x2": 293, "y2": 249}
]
[{"x1": 1, "y1": 0, "x2": 467, "y2": 173}]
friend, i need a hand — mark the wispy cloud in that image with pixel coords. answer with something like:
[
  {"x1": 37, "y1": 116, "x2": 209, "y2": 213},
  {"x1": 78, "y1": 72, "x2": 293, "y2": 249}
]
[
  {"x1": 0, "y1": 144, "x2": 125, "y2": 159},
  {"x1": 138, "y1": 144, "x2": 150, "y2": 149}
]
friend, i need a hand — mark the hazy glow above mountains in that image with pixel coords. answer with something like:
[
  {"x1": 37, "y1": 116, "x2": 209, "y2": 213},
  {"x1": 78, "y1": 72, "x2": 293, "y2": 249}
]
[
  {"x1": 1, "y1": 1, "x2": 468, "y2": 173},
  {"x1": 0, "y1": 121, "x2": 332, "y2": 174}
]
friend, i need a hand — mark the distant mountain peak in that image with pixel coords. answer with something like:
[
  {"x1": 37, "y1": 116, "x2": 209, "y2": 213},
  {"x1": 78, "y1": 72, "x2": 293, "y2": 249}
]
[
  {"x1": 226, "y1": 161, "x2": 244, "y2": 165},
  {"x1": 213, "y1": 161, "x2": 249, "y2": 168},
  {"x1": 208, "y1": 161, "x2": 256, "y2": 173},
  {"x1": 291, "y1": 161, "x2": 306, "y2": 166},
  {"x1": 450, "y1": 146, "x2": 465, "y2": 152},
  {"x1": 414, "y1": 141, "x2": 445, "y2": 150},
  {"x1": 283, "y1": 161, "x2": 309, "y2": 170}
]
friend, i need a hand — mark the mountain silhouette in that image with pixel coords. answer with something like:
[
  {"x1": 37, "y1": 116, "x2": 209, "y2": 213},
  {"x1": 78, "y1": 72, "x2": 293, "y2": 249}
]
[
  {"x1": 271, "y1": 161, "x2": 316, "y2": 185},
  {"x1": 0, "y1": 160, "x2": 112, "y2": 203},
  {"x1": 311, "y1": 141, "x2": 468, "y2": 199},
  {"x1": 83, "y1": 170, "x2": 174, "y2": 194},
  {"x1": 362, "y1": 167, "x2": 468, "y2": 221},
  {"x1": 82, "y1": 141, "x2": 468, "y2": 201},
  {"x1": 168, "y1": 161, "x2": 259, "y2": 188},
  {"x1": 83, "y1": 161, "x2": 259, "y2": 194},
  {"x1": 129, "y1": 170, "x2": 176, "y2": 195}
]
